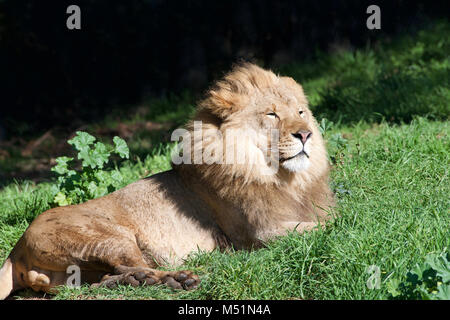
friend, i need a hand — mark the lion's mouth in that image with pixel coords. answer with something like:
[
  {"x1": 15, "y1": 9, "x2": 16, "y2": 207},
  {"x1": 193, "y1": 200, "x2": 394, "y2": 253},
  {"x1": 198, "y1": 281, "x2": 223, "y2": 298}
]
[{"x1": 280, "y1": 150, "x2": 309, "y2": 162}]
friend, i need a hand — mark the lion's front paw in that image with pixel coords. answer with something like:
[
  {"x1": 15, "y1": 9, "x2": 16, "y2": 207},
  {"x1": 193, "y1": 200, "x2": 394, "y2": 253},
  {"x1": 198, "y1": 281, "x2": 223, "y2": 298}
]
[
  {"x1": 90, "y1": 267, "x2": 200, "y2": 291},
  {"x1": 163, "y1": 270, "x2": 200, "y2": 290}
]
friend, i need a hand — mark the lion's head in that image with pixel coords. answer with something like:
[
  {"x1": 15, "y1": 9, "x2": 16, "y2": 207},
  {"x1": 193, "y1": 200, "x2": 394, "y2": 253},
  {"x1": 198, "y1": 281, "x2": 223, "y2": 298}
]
[{"x1": 174, "y1": 63, "x2": 329, "y2": 191}]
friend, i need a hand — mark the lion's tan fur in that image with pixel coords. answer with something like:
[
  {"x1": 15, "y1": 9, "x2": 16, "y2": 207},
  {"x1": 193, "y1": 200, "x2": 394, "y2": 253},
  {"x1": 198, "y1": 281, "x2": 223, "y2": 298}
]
[
  {"x1": 175, "y1": 63, "x2": 334, "y2": 247},
  {"x1": 0, "y1": 63, "x2": 334, "y2": 299}
]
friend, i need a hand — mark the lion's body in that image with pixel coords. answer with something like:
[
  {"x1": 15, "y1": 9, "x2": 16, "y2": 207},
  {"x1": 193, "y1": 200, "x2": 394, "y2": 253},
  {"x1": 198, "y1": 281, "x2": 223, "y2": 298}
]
[{"x1": 0, "y1": 63, "x2": 334, "y2": 299}]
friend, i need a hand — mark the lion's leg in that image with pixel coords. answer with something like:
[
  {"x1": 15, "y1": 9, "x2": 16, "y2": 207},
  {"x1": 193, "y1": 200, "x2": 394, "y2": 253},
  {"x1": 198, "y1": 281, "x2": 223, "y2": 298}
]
[
  {"x1": 12, "y1": 229, "x2": 200, "y2": 296},
  {"x1": 84, "y1": 238, "x2": 200, "y2": 291},
  {"x1": 9, "y1": 237, "x2": 142, "y2": 295},
  {"x1": 17, "y1": 246, "x2": 200, "y2": 294},
  {"x1": 91, "y1": 265, "x2": 200, "y2": 290}
]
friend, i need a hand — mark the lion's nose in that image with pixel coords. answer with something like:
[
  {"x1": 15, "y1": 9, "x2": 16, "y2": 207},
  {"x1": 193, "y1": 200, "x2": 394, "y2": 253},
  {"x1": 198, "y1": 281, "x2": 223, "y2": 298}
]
[{"x1": 292, "y1": 131, "x2": 312, "y2": 144}]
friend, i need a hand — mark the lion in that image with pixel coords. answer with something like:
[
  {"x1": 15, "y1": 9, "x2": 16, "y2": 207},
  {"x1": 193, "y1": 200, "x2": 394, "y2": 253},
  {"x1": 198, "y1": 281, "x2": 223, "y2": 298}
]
[{"x1": 0, "y1": 63, "x2": 334, "y2": 299}]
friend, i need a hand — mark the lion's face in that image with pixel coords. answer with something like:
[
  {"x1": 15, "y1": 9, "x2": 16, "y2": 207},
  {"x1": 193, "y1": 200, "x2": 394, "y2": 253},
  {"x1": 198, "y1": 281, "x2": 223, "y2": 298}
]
[
  {"x1": 251, "y1": 81, "x2": 317, "y2": 173},
  {"x1": 189, "y1": 63, "x2": 327, "y2": 180},
  {"x1": 221, "y1": 75, "x2": 322, "y2": 174}
]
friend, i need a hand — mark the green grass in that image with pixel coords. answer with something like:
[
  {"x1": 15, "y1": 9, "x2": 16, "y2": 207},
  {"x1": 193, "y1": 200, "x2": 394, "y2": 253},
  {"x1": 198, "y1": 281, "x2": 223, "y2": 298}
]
[{"x1": 1, "y1": 21, "x2": 449, "y2": 300}]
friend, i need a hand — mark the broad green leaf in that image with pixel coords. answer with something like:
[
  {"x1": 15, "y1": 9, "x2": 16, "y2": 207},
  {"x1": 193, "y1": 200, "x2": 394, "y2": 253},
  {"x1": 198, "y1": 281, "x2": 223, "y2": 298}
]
[
  {"x1": 68, "y1": 131, "x2": 96, "y2": 152},
  {"x1": 87, "y1": 181, "x2": 98, "y2": 197},
  {"x1": 386, "y1": 279, "x2": 401, "y2": 297},
  {"x1": 92, "y1": 142, "x2": 110, "y2": 168},
  {"x1": 54, "y1": 192, "x2": 70, "y2": 206},
  {"x1": 50, "y1": 184, "x2": 60, "y2": 197},
  {"x1": 425, "y1": 253, "x2": 450, "y2": 283},
  {"x1": 113, "y1": 136, "x2": 129, "y2": 159},
  {"x1": 67, "y1": 169, "x2": 77, "y2": 177},
  {"x1": 436, "y1": 283, "x2": 450, "y2": 300},
  {"x1": 57, "y1": 175, "x2": 67, "y2": 186},
  {"x1": 51, "y1": 156, "x2": 74, "y2": 175},
  {"x1": 95, "y1": 185, "x2": 109, "y2": 198},
  {"x1": 95, "y1": 170, "x2": 110, "y2": 183},
  {"x1": 110, "y1": 170, "x2": 123, "y2": 182},
  {"x1": 78, "y1": 149, "x2": 96, "y2": 168},
  {"x1": 110, "y1": 170, "x2": 124, "y2": 188},
  {"x1": 87, "y1": 181, "x2": 109, "y2": 198}
]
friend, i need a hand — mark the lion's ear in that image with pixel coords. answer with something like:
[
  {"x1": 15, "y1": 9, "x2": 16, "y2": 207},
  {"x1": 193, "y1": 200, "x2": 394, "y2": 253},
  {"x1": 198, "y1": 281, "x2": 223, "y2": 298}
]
[
  {"x1": 204, "y1": 84, "x2": 247, "y2": 118},
  {"x1": 280, "y1": 76, "x2": 308, "y2": 105},
  {"x1": 280, "y1": 76, "x2": 305, "y2": 94},
  {"x1": 209, "y1": 88, "x2": 235, "y2": 109}
]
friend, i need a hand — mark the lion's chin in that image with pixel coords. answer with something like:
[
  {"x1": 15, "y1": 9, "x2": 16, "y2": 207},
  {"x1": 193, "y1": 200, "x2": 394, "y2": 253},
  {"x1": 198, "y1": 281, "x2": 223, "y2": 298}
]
[{"x1": 280, "y1": 154, "x2": 311, "y2": 172}]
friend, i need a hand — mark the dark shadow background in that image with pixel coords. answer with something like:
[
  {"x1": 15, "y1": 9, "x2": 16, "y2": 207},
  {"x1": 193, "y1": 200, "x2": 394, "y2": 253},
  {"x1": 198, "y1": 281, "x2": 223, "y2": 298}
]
[{"x1": 0, "y1": 0, "x2": 448, "y2": 138}]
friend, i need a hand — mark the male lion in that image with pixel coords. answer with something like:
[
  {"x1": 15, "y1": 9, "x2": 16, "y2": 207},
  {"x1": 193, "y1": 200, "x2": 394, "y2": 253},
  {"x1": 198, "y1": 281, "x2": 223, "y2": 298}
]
[{"x1": 0, "y1": 63, "x2": 334, "y2": 299}]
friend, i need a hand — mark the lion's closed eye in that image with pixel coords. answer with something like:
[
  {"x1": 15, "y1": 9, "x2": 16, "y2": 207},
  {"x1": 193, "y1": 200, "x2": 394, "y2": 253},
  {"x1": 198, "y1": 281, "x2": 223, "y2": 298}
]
[{"x1": 266, "y1": 112, "x2": 278, "y2": 119}]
